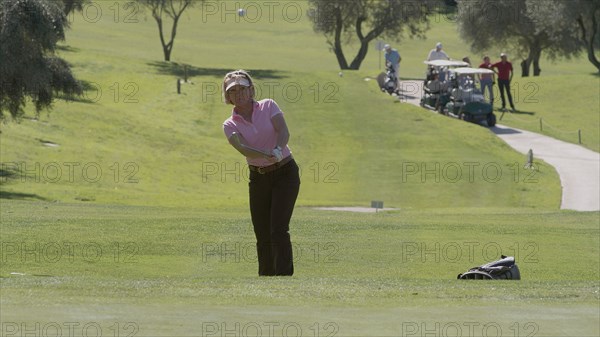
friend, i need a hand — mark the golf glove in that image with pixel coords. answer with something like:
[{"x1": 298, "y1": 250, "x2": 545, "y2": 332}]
[{"x1": 272, "y1": 146, "x2": 283, "y2": 162}]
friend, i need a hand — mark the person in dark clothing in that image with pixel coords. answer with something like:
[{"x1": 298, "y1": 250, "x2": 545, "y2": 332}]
[
  {"x1": 492, "y1": 53, "x2": 516, "y2": 112},
  {"x1": 222, "y1": 70, "x2": 300, "y2": 276}
]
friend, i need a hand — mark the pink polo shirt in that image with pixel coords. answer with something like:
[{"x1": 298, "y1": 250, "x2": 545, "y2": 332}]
[{"x1": 223, "y1": 99, "x2": 292, "y2": 167}]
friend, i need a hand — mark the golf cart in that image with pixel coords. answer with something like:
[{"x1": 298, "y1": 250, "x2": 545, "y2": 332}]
[
  {"x1": 420, "y1": 60, "x2": 469, "y2": 113},
  {"x1": 442, "y1": 67, "x2": 496, "y2": 127}
]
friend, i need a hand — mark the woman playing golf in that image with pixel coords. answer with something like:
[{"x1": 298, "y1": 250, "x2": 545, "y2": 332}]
[{"x1": 222, "y1": 70, "x2": 300, "y2": 276}]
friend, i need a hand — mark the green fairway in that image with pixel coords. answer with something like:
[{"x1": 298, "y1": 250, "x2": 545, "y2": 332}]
[
  {"x1": 1, "y1": 201, "x2": 598, "y2": 336},
  {"x1": 1, "y1": 1, "x2": 599, "y2": 336}
]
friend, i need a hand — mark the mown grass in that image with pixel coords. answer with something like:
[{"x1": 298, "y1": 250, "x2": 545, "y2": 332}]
[
  {"x1": 495, "y1": 74, "x2": 600, "y2": 152},
  {"x1": 0, "y1": 1, "x2": 598, "y2": 336},
  {"x1": 1, "y1": 201, "x2": 598, "y2": 335}
]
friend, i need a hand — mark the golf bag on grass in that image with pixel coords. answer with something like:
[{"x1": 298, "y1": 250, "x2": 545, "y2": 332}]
[{"x1": 457, "y1": 255, "x2": 520, "y2": 280}]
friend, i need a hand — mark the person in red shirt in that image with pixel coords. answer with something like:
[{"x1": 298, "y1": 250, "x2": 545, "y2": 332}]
[
  {"x1": 478, "y1": 56, "x2": 495, "y2": 105},
  {"x1": 492, "y1": 53, "x2": 516, "y2": 111}
]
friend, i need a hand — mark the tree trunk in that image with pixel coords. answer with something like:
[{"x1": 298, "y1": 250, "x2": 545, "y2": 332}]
[
  {"x1": 148, "y1": 1, "x2": 191, "y2": 63},
  {"x1": 577, "y1": 14, "x2": 600, "y2": 72},
  {"x1": 333, "y1": 9, "x2": 349, "y2": 69},
  {"x1": 585, "y1": 42, "x2": 600, "y2": 72},
  {"x1": 347, "y1": 14, "x2": 384, "y2": 70},
  {"x1": 349, "y1": 40, "x2": 370, "y2": 70},
  {"x1": 333, "y1": 48, "x2": 349, "y2": 69},
  {"x1": 533, "y1": 55, "x2": 541, "y2": 76},
  {"x1": 586, "y1": 45, "x2": 600, "y2": 73},
  {"x1": 520, "y1": 59, "x2": 530, "y2": 77},
  {"x1": 163, "y1": 45, "x2": 171, "y2": 62},
  {"x1": 531, "y1": 38, "x2": 543, "y2": 76},
  {"x1": 521, "y1": 42, "x2": 544, "y2": 77},
  {"x1": 155, "y1": 15, "x2": 179, "y2": 62},
  {"x1": 166, "y1": 15, "x2": 180, "y2": 63},
  {"x1": 153, "y1": 10, "x2": 170, "y2": 62}
]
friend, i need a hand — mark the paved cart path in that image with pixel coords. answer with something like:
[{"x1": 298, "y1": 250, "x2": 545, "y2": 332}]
[{"x1": 398, "y1": 80, "x2": 600, "y2": 211}]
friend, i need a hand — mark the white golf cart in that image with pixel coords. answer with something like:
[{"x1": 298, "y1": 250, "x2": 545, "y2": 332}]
[
  {"x1": 442, "y1": 67, "x2": 497, "y2": 127},
  {"x1": 420, "y1": 60, "x2": 470, "y2": 113}
]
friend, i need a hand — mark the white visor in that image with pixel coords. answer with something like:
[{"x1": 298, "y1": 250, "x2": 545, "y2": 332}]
[{"x1": 225, "y1": 77, "x2": 251, "y2": 91}]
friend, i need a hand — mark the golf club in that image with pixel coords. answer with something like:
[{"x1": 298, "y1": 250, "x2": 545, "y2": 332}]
[{"x1": 230, "y1": 132, "x2": 272, "y2": 157}]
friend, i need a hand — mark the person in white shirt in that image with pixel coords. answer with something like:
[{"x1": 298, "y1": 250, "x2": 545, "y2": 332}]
[
  {"x1": 427, "y1": 42, "x2": 451, "y2": 82},
  {"x1": 427, "y1": 42, "x2": 450, "y2": 61}
]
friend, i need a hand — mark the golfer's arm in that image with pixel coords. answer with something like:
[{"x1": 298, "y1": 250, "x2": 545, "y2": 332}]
[
  {"x1": 271, "y1": 114, "x2": 290, "y2": 149},
  {"x1": 228, "y1": 135, "x2": 270, "y2": 159}
]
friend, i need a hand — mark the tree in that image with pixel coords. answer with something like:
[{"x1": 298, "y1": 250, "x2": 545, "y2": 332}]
[
  {"x1": 61, "y1": 0, "x2": 86, "y2": 16},
  {"x1": 139, "y1": 0, "x2": 194, "y2": 62},
  {"x1": 308, "y1": 0, "x2": 430, "y2": 70},
  {"x1": 575, "y1": 0, "x2": 600, "y2": 72},
  {"x1": 0, "y1": 0, "x2": 82, "y2": 121},
  {"x1": 529, "y1": 0, "x2": 600, "y2": 73},
  {"x1": 457, "y1": 0, "x2": 581, "y2": 76}
]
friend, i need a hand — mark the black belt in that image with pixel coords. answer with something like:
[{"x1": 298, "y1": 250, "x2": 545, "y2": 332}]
[{"x1": 249, "y1": 155, "x2": 293, "y2": 174}]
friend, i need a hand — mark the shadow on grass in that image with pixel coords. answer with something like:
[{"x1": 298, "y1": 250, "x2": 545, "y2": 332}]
[
  {"x1": 0, "y1": 167, "x2": 46, "y2": 201},
  {"x1": 496, "y1": 109, "x2": 536, "y2": 116},
  {"x1": 146, "y1": 62, "x2": 289, "y2": 80},
  {"x1": 0, "y1": 190, "x2": 47, "y2": 201},
  {"x1": 0, "y1": 167, "x2": 17, "y2": 181},
  {"x1": 56, "y1": 80, "x2": 100, "y2": 104},
  {"x1": 512, "y1": 110, "x2": 535, "y2": 115},
  {"x1": 57, "y1": 45, "x2": 80, "y2": 53}
]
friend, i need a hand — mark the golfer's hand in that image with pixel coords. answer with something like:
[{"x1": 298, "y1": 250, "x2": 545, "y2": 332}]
[
  {"x1": 265, "y1": 154, "x2": 278, "y2": 163},
  {"x1": 271, "y1": 147, "x2": 283, "y2": 162}
]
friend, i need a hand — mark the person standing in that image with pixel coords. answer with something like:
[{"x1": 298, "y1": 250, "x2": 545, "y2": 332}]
[
  {"x1": 427, "y1": 42, "x2": 450, "y2": 61},
  {"x1": 222, "y1": 70, "x2": 300, "y2": 276},
  {"x1": 384, "y1": 44, "x2": 402, "y2": 91},
  {"x1": 492, "y1": 53, "x2": 516, "y2": 111},
  {"x1": 479, "y1": 56, "x2": 495, "y2": 105},
  {"x1": 427, "y1": 42, "x2": 450, "y2": 81},
  {"x1": 459, "y1": 56, "x2": 474, "y2": 88}
]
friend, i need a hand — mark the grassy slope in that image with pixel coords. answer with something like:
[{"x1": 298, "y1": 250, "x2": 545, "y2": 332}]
[
  {"x1": 375, "y1": 12, "x2": 600, "y2": 152},
  {"x1": 0, "y1": 2, "x2": 598, "y2": 335},
  {"x1": 0, "y1": 2, "x2": 561, "y2": 209}
]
